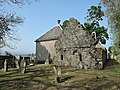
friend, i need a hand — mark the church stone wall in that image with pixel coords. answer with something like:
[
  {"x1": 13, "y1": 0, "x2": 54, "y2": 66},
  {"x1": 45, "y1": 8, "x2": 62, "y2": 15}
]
[{"x1": 36, "y1": 40, "x2": 57, "y2": 63}]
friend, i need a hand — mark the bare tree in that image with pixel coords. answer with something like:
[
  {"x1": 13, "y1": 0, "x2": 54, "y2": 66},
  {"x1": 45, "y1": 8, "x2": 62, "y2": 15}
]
[
  {"x1": 0, "y1": 0, "x2": 38, "y2": 6},
  {"x1": 0, "y1": 0, "x2": 38, "y2": 48},
  {"x1": 0, "y1": 13, "x2": 23, "y2": 48}
]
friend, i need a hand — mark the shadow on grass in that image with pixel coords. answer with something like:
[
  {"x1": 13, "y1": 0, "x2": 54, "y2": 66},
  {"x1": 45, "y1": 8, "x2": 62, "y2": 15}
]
[
  {"x1": 95, "y1": 80, "x2": 120, "y2": 90},
  {"x1": 0, "y1": 69, "x2": 19, "y2": 78},
  {"x1": 105, "y1": 59, "x2": 120, "y2": 68},
  {"x1": 0, "y1": 66, "x2": 54, "y2": 90},
  {"x1": 61, "y1": 76, "x2": 74, "y2": 83},
  {"x1": 0, "y1": 64, "x2": 120, "y2": 90}
]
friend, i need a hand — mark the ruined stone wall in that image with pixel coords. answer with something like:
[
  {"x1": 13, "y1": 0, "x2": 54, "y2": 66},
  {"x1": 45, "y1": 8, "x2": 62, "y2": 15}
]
[
  {"x1": 53, "y1": 18, "x2": 107, "y2": 69},
  {"x1": 53, "y1": 47, "x2": 105, "y2": 69}
]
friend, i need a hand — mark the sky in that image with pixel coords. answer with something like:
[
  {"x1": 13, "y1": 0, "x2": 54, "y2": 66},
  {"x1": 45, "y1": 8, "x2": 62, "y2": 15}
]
[{"x1": 1, "y1": 0, "x2": 111, "y2": 55}]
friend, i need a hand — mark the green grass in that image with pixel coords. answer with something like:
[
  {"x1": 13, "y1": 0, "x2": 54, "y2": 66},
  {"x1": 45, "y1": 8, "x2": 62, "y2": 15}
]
[{"x1": 0, "y1": 62, "x2": 120, "y2": 90}]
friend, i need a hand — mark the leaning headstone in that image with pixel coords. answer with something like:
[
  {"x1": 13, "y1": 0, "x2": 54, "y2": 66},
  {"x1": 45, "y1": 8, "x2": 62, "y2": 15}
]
[
  {"x1": 15, "y1": 55, "x2": 21, "y2": 69},
  {"x1": 4, "y1": 59, "x2": 8, "y2": 72},
  {"x1": 53, "y1": 65, "x2": 62, "y2": 83},
  {"x1": 20, "y1": 58, "x2": 27, "y2": 74}
]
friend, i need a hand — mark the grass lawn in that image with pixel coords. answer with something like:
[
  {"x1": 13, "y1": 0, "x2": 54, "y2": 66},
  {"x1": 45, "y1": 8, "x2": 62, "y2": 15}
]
[{"x1": 0, "y1": 60, "x2": 120, "y2": 90}]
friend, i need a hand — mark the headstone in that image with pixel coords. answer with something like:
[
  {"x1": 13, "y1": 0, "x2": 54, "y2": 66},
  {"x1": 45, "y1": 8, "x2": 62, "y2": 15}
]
[
  {"x1": 4, "y1": 59, "x2": 8, "y2": 72},
  {"x1": 20, "y1": 58, "x2": 26, "y2": 74},
  {"x1": 15, "y1": 55, "x2": 22, "y2": 69}
]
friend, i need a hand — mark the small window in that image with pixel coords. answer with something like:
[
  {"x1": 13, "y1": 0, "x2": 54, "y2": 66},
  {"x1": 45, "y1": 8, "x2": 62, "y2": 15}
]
[
  {"x1": 61, "y1": 55, "x2": 63, "y2": 60},
  {"x1": 79, "y1": 54, "x2": 82, "y2": 61},
  {"x1": 78, "y1": 25, "x2": 81, "y2": 28}
]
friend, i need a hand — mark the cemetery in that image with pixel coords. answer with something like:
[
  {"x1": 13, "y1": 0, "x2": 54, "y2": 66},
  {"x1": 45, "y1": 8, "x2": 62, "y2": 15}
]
[
  {"x1": 0, "y1": 18, "x2": 120, "y2": 89},
  {"x1": 0, "y1": 0, "x2": 120, "y2": 90}
]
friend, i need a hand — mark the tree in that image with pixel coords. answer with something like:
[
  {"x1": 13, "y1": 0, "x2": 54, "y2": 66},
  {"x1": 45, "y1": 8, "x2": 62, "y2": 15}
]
[
  {"x1": 0, "y1": 0, "x2": 36, "y2": 6},
  {"x1": 5, "y1": 51, "x2": 12, "y2": 56},
  {"x1": 82, "y1": 6, "x2": 109, "y2": 44},
  {"x1": 62, "y1": 20, "x2": 69, "y2": 29},
  {"x1": 100, "y1": 0, "x2": 120, "y2": 48},
  {"x1": 108, "y1": 45, "x2": 120, "y2": 56},
  {"x1": 0, "y1": 0, "x2": 37, "y2": 48},
  {"x1": 0, "y1": 14, "x2": 23, "y2": 48},
  {"x1": 0, "y1": 0, "x2": 38, "y2": 74}
]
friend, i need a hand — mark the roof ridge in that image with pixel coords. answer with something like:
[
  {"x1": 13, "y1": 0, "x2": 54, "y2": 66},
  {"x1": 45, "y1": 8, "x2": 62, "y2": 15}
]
[{"x1": 35, "y1": 26, "x2": 62, "y2": 42}]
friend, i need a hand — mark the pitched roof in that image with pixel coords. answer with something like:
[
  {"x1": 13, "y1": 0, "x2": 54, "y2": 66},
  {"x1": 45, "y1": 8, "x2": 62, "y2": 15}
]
[{"x1": 35, "y1": 26, "x2": 62, "y2": 42}]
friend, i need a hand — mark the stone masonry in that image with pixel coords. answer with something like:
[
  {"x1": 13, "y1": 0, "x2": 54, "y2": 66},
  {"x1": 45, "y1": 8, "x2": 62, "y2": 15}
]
[{"x1": 53, "y1": 18, "x2": 107, "y2": 69}]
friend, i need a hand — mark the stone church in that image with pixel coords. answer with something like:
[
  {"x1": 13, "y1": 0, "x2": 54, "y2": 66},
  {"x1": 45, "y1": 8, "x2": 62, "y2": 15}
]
[
  {"x1": 35, "y1": 24, "x2": 62, "y2": 64},
  {"x1": 35, "y1": 18, "x2": 107, "y2": 69}
]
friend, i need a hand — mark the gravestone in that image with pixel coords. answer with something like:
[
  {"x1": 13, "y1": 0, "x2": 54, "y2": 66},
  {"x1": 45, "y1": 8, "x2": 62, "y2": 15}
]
[
  {"x1": 20, "y1": 58, "x2": 26, "y2": 74},
  {"x1": 4, "y1": 59, "x2": 8, "y2": 72}
]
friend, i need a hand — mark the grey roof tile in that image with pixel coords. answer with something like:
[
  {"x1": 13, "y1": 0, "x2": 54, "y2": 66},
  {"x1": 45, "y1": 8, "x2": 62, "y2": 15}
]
[{"x1": 36, "y1": 26, "x2": 62, "y2": 42}]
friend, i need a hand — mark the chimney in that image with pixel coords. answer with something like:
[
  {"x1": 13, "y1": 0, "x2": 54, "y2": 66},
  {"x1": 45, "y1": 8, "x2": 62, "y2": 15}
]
[
  {"x1": 57, "y1": 20, "x2": 63, "y2": 30},
  {"x1": 57, "y1": 20, "x2": 61, "y2": 24}
]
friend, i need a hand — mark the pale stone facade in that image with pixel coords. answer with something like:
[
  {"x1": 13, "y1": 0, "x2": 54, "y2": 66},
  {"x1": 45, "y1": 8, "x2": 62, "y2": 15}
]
[
  {"x1": 35, "y1": 26, "x2": 62, "y2": 63},
  {"x1": 36, "y1": 40, "x2": 57, "y2": 63}
]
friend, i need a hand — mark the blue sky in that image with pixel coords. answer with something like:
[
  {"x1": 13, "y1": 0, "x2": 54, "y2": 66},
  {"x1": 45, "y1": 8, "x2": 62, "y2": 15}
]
[{"x1": 2, "y1": 0, "x2": 111, "y2": 54}]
